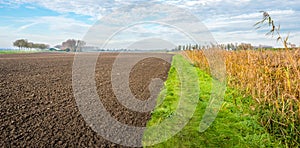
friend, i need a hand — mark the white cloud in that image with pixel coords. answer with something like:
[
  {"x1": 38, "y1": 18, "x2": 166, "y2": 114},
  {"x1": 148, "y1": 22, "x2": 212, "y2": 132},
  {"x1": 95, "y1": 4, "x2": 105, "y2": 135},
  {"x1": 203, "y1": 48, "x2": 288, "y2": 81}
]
[
  {"x1": 16, "y1": 22, "x2": 39, "y2": 32},
  {"x1": 1, "y1": 0, "x2": 300, "y2": 47},
  {"x1": 14, "y1": 15, "x2": 91, "y2": 35},
  {"x1": 229, "y1": 10, "x2": 295, "y2": 20},
  {"x1": 1, "y1": 15, "x2": 91, "y2": 47},
  {"x1": 25, "y1": 5, "x2": 36, "y2": 9}
]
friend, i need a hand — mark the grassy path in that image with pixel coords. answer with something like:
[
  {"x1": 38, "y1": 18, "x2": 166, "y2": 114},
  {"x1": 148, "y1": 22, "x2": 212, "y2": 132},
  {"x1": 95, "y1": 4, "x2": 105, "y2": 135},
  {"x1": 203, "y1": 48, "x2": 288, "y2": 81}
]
[{"x1": 143, "y1": 55, "x2": 282, "y2": 147}]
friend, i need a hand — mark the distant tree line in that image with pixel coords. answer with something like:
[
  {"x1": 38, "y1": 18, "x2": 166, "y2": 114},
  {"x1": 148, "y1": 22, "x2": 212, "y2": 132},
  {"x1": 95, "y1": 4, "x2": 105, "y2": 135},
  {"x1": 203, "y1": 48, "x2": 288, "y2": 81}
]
[
  {"x1": 175, "y1": 43, "x2": 254, "y2": 51},
  {"x1": 55, "y1": 39, "x2": 86, "y2": 52},
  {"x1": 13, "y1": 39, "x2": 49, "y2": 50}
]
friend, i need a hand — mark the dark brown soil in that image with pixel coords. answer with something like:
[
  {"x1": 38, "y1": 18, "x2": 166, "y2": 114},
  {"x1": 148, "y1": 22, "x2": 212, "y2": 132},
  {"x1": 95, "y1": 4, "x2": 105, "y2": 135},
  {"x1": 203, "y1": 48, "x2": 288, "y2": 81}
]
[{"x1": 0, "y1": 52, "x2": 172, "y2": 147}]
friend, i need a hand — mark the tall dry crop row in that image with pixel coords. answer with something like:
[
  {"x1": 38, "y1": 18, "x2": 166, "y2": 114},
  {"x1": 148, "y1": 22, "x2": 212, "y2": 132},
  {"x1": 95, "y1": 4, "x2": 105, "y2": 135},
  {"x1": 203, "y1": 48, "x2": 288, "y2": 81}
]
[{"x1": 184, "y1": 49, "x2": 300, "y2": 146}]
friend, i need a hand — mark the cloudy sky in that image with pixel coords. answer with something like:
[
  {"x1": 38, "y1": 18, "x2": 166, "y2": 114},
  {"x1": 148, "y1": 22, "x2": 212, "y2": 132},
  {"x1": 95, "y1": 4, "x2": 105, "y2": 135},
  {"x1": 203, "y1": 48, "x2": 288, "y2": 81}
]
[{"x1": 0, "y1": 0, "x2": 299, "y2": 48}]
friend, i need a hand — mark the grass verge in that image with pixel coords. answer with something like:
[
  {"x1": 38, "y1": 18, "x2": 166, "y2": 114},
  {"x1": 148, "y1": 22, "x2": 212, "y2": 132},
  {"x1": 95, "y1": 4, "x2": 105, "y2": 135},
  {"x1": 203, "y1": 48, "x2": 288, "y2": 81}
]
[
  {"x1": 143, "y1": 55, "x2": 282, "y2": 147},
  {"x1": 0, "y1": 50, "x2": 39, "y2": 54}
]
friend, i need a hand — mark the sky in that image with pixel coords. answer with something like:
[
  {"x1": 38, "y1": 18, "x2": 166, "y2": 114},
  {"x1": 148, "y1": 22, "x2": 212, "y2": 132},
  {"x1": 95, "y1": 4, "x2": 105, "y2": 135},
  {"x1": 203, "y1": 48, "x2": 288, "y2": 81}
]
[{"x1": 0, "y1": 0, "x2": 299, "y2": 49}]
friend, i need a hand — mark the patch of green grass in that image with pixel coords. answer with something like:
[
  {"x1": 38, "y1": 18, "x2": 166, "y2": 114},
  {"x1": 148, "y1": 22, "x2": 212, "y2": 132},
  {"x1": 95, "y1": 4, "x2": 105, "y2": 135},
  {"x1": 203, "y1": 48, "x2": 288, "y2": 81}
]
[
  {"x1": 143, "y1": 55, "x2": 283, "y2": 147},
  {"x1": 0, "y1": 50, "x2": 39, "y2": 54}
]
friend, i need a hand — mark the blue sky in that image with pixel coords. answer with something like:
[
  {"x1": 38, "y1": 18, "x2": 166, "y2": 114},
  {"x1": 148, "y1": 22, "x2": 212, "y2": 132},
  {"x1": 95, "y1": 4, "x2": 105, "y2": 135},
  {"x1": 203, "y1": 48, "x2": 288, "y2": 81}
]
[{"x1": 0, "y1": 0, "x2": 299, "y2": 48}]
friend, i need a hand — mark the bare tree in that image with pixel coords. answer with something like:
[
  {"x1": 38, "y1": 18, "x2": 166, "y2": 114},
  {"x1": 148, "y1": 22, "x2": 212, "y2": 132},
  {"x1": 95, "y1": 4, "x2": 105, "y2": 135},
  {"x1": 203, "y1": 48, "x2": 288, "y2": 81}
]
[
  {"x1": 13, "y1": 39, "x2": 28, "y2": 50},
  {"x1": 62, "y1": 39, "x2": 76, "y2": 51},
  {"x1": 75, "y1": 40, "x2": 86, "y2": 52},
  {"x1": 13, "y1": 39, "x2": 49, "y2": 50},
  {"x1": 237, "y1": 43, "x2": 253, "y2": 50},
  {"x1": 27, "y1": 42, "x2": 34, "y2": 50},
  {"x1": 62, "y1": 39, "x2": 86, "y2": 52}
]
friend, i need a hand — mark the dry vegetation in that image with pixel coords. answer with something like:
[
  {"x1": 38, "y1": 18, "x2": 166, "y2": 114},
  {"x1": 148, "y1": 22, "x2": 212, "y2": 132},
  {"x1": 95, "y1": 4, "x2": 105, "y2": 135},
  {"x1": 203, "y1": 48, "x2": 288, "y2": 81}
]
[{"x1": 184, "y1": 49, "x2": 300, "y2": 146}]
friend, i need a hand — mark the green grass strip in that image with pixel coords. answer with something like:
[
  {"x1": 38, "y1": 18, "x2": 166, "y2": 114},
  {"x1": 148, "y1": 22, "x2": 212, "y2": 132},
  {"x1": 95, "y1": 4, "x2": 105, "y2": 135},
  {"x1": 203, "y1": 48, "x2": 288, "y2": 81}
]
[
  {"x1": 0, "y1": 50, "x2": 40, "y2": 54},
  {"x1": 143, "y1": 55, "x2": 282, "y2": 147}
]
